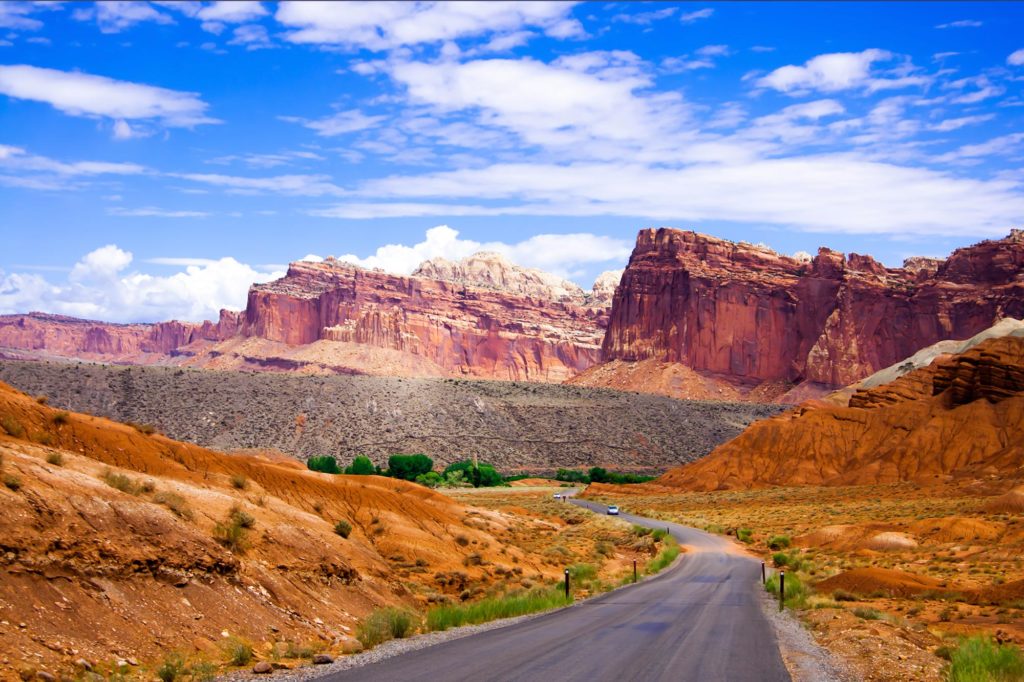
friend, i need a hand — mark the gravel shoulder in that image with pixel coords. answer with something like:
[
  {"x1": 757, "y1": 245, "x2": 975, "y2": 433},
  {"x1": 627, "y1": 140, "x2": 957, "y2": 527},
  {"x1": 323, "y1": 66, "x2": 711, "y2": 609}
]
[{"x1": 759, "y1": 588, "x2": 861, "y2": 682}]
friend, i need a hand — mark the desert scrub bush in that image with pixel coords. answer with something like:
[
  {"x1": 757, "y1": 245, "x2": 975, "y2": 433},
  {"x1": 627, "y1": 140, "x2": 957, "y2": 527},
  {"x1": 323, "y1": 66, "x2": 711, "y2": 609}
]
[
  {"x1": 768, "y1": 535, "x2": 791, "y2": 550},
  {"x1": 155, "y1": 653, "x2": 213, "y2": 682},
  {"x1": 101, "y1": 469, "x2": 141, "y2": 495},
  {"x1": 946, "y1": 635, "x2": 1024, "y2": 682},
  {"x1": 154, "y1": 491, "x2": 194, "y2": 521},
  {"x1": 45, "y1": 451, "x2": 64, "y2": 466},
  {"x1": 645, "y1": 539, "x2": 680, "y2": 575},
  {"x1": 651, "y1": 528, "x2": 669, "y2": 541},
  {"x1": 334, "y1": 519, "x2": 352, "y2": 538},
  {"x1": 214, "y1": 507, "x2": 255, "y2": 553},
  {"x1": 853, "y1": 607, "x2": 882, "y2": 620},
  {"x1": 3, "y1": 474, "x2": 22, "y2": 491},
  {"x1": 356, "y1": 608, "x2": 417, "y2": 648},
  {"x1": 222, "y1": 637, "x2": 253, "y2": 666},
  {"x1": 832, "y1": 588, "x2": 858, "y2": 602},
  {"x1": 632, "y1": 525, "x2": 653, "y2": 536},
  {"x1": 34, "y1": 395, "x2": 48, "y2": 405},
  {"x1": 736, "y1": 527, "x2": 754, "y2": 544},
  {"x1": 128, "y1": 421, "x2": 157, "y2": 435},
  {"x1": 51, "y1": 410, "x2": 70, "y2": 425},
  {"x1": 1, "y1": 415, "x2": 25, "y2": 438},
  {"x1": 568, "y1": 563, "x2": 598, "y2": 582},
  {"x1": 426, "y1": 587, "x2": 571, "y2": 632},
  {"x1": 230, "y1": 474, "x2": 248, "y2": 490}
]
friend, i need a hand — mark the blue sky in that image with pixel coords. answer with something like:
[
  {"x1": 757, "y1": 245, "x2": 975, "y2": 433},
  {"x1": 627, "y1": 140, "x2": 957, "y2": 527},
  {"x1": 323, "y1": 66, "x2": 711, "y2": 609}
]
[{"x1": 1, "y1": 1, "x2": 1022, "y2": 322}]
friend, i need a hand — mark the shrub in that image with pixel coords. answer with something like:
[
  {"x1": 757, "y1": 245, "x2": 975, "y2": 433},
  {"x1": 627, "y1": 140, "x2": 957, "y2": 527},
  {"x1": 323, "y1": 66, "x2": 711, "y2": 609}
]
[
  {"x1": 345, "y1": 455, "x2": 375, "y2": 475},
  {"x1": 35, "y1": 395, "x2": 48, "y2": 405},
  {"x1": 356, "y1": 608, "x2": 417, "y2": 648},
  {"x1": 3, "y1": 474, "x2": 22, "y2": 491},
  {"x1": 130, "y1": 422, "x2": 157, "y2": 435},
  {"x1": 222, "y1": 637, "x2": 253, "y2": 666},
  {"x1": 947, "y1": 636, "x2": 1024, "y2": 682},
  {"x1": 214, "y1": 507, "x2": 255, "y2": 553},
  {"x1": 416, "y1": 471, "x2": 444, "y2": 487},
  {"x1": 588, "y1": 466, "x2": 609, "y2": 483},
  {"x1": 569, "y1": 563, "x2": 597, "y2": 581},
  {"x1": 853, "y1": 607, "x2": 882, "y2": 620},
  {"x1": 772, "y1": 551, "x2": 790, "y2": 567},
  {"x1": 230, "y1": 474, "x2": 248, "y2": 490},
  {"x1": 52, "y1": 411, "x2": 70, "y2": 425},
  {"x1": 388, "y1": 454, "x2": 434, "y2": 481},
  {"x1": 768, "y1": 535, "x2": 791, "y2": 550},
  {"x1": 156, "y1": 653, "x2": 186, "y2": 682},
  {"x1": 832, "y1": 589, "x2": 858, "y2": 602},
  {"x1": 334, "y1": 519, "x2": 352, "y2": 538},
  {"x1": 1, "y1": 416, "x2": 25, "y2": 439},
  {"x1": 308, "y1": 455, "x2": 342, "y2": 474},
  {"x1": 102, "y1": 469, "x2": 140, "y2": 495},
  {"x1": 645, "y1": 540, "x2": 681, "y2": 575},
  {"x1": 737, "y1": 528, "x2": 753, "y2": 544},
  {"x1": 154, "y1": 491, "x2": 194, "y2": 520},
  {"x1": 45, "y1": 452, "x2": 64, "y2": 466},
  {"x1": 443, "y1": 460, "x2": 504, "y2": 487},
  {"x1": 765, "y1": 572, "x2": 808, "y2": 609}
]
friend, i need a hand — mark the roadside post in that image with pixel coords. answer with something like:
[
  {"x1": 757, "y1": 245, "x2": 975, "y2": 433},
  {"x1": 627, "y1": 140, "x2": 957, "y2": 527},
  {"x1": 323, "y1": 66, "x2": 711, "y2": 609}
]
[
  {"x1": 779, "y1": 571, "x2": 785, "y2": 611},
  {"x1": 633, "y1": 560, "x2": 637, "y2": 583},
  {"x1": 564, "y1": 568, "x2": 570, "y2": 599},
  {"x1": 761, "y1": 561, "x2": 766, "y2": 585}
]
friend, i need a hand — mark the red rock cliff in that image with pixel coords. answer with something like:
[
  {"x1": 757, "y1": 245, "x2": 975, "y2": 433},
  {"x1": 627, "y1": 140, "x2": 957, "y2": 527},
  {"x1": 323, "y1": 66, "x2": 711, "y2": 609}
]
[
  {"x1": 600, "y1": 228, "x2": 1024, "y2": 391},
  {"x1": 242, "y1": 259, "x2": 606, "y2": 382}
]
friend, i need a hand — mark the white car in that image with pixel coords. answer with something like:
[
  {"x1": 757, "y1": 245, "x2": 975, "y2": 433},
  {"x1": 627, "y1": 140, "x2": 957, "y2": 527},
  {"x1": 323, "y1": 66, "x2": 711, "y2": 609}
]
[
  {"x1": 553, "y1": 493, "x2": 562, "y2": 500},
  {"x1": 607, "y1": 505, "x2": 620, "y2": 515}
]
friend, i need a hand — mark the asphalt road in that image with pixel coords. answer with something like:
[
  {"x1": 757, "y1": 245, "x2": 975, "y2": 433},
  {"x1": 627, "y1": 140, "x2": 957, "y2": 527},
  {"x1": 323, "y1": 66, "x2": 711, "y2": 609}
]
[{"x1": 323, "y1": 495, "x2": 790, "y2": 682}]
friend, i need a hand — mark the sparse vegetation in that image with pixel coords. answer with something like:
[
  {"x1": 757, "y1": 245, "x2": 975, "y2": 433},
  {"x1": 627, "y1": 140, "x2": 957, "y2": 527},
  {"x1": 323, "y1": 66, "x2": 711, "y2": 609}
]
[
  {"x1": 768, "y1": 534, "x2": 791, "y2": 550},
  {"x1": 153, "y1": 491, "x2": 194, "y2": 520},
  {"x1": 356, "y1": 607, "x2": 417, "y2": 648},
  {"x1": 736, "y1": 527, "x2": 753, "y2": 544},
  {"x1": 45, "y1": 452, "x2": 64, "y2": 466},
  {"x1": 222, "y1": 637, "x2": 253, "y2": 666},
  {"x1": 3, "y1": 474, "x2": 22, "y2": 491},
  {"x1": 52, "y1": 410, "x2": 69, "y2": 425},
  {"x1": 229, "y1": 474, "x2": 248, "y2": 490},
  {"x1": 334, "y1": 519, "x2": 352, "y2": 538},
  {"x1": 101, "y1": 468, "x2": 141, "y2": 495},
  {"x1": 128, "y1": 421, "x2": 157, "y2": 435},
  {"x1": 765, "y1": 572, "x2": 808, "y2": 609},
  {"x1": 853, "y1": 607, "x2": 883, "y2": 620},
  {"x1": 214, "y1": 507, "x2": 256, "y2": 553},
  {"x1": 946, "y1": 636, "x2": 1024, "y2": 682},
  {"x1": 645, "y1": 538, "x2": 681, "y2": 575},
  {"x1": 1, "y1": 415, "x2": 25, "y2": 438},
  {"x1": 426, "y1": 587, "x2": 571, "y2": 632}
]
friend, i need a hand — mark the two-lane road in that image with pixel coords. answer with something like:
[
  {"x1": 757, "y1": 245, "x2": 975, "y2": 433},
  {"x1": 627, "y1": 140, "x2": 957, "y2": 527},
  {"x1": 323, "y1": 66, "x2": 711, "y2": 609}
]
[{"x1": 324, "y1": 496, "x2": 790, "y2": 681}]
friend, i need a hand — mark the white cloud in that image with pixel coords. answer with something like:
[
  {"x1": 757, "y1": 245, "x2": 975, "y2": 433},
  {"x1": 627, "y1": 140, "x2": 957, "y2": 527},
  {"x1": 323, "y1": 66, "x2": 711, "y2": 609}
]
[
  {"x1": 108, "y1": 206, "x2": 210, "y2": 218},
  {"x1": 280, "y1": 109, "x2": 386, "y2": 136},
  {"x1": 0, "y1": 145, "x2": 147, "y2": 190},
  {"x1": 172, "y1": 172, "x2": 346, "y2": 196},
  {"x1": 928, "y1": 114, "x2": 995, "y2": 132},
  {"x1": 227, "y1": 23, "x2": 274, "y2": 49},
  {"x1": 935, "y1": 19, "x2": 982, "y2": 29},
  {"x1": 0, "y1": 244, "x2": 284, "y2": 323},
  {"x1": 72, "y1": 1, "x2": 175, "y2": 34},
  {"x1": 933, "y1": 133, "x2": 1024, "y2": 164},
  {"x1": 696, "y1": 44, "x2": 730, "y2": 57},
  {"x1": 333, "y1": 224, "x2": 631, "y2": 278},
  {"x1": 612, "y1": 7, "x2": 677, "y2": 25},
  {"x1": 1010, "y1": 49, "x2": 1024, "y2": 67},
  {"x1": 679, "y1": 8, "x2": 713, "y2": 24},
  {"x1": 329, "y1": 155, "x2": 1024, "y2": 238},
  {"x1": 756, "y1": 49, "x2": 928, "y2": 95},
  {"x1": 207, "y1": 150, "x2": 325, "y2": 168},
  {"x1": 112, "y1": 118, "x2": 150, "y2": 140},
  {"x1": 275, "y1": 1, "x2": 579, "y2": 49},
  {"x1": 945, "y1": 75, "x2": 1005, "y2": 104},
  {"x1": 0, "y1": 2, "x2": 46, "y2": 30},
  {"x1": 0, "y1": 64, "x2": 219, "y2": 128},
  {"x1": 198, "y1": 1, "x2": 267, "y2": 22}
]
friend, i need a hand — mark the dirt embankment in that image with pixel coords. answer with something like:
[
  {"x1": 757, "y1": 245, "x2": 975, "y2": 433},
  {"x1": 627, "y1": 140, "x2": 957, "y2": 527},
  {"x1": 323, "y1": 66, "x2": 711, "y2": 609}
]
[
  {"x1": 0, "y1": 380, "x2": 615, "y2": 679},
  {"x1": 0, "y1": 360, "x2": 782, "y2": 473}
]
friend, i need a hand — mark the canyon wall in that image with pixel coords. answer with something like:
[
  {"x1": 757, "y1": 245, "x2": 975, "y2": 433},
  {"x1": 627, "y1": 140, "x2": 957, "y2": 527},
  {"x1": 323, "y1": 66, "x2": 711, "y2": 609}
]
[{"x1": 589, "y1": 228, "x2": 1024, "y2": 397}]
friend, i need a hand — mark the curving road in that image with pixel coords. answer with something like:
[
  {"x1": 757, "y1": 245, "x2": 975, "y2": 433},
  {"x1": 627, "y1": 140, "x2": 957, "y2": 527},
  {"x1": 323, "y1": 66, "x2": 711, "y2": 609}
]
[{"x1": 323, "y1": 495, "x2": 790, "y2": 682}]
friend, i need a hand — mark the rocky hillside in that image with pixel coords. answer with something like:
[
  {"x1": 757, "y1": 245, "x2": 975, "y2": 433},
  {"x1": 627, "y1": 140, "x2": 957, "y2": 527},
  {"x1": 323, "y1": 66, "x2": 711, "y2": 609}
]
[
  {"x1": 0, "y1": 252, "x2": 612, "y2": 383},
  {"x1": 574, "y1": 228, "x2": 1024, "y2": 401},
  {"x1": 655, "y1": 327, "x2": 1024, "y2": 491},
  {"x1": 0, "y1": 379, "x2": 562, "y2": 676},
  {"x1": 0, "y1": 361, "x2": 782, "y2": 473}
]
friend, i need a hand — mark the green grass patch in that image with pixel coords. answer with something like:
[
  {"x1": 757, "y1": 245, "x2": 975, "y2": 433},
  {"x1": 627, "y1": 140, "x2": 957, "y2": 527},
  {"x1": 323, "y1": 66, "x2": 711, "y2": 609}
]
[
  {"x1": 946, "y1": 635, "x2": 1024, "y2": 681},
  {"x1": 357, "y1": 607, "x2": 417, "y2": 648},
  {"x1": 426, "y1": 588, "x2": 571, "y2": 632},
  {"x1": 645, "y1": 539, "x2": 680, "y2": 575},
  {"x1": 765, "y1": 572, "x2": 809, "y2": 609}
]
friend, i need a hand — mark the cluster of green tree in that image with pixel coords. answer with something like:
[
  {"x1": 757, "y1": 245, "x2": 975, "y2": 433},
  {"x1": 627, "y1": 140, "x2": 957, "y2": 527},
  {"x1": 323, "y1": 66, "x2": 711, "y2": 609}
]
[
  {"x1": 305, "y1": 454, "x2": 509, "y2": 488},
  {"x1": 554, "y1": 467, "x2": 657, "y2": 485}
]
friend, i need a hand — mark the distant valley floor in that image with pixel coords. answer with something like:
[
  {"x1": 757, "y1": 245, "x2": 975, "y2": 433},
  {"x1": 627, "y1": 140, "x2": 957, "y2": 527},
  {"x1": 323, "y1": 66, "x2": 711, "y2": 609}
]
[{"x1": 0, "y1": 360, "x2": 783, "y2": 473}]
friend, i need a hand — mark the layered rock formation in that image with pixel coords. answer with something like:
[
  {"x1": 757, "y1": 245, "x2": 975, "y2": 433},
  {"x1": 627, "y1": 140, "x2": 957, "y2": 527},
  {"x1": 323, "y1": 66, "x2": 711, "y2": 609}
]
[
  {"x1": 579, "y1": 228, "x2": 1024, "y2": 400},
  {"x1": 656, "y1": 329, "x2": 1024, "y2": 490},
  {"x1": 0, "y1": 254, "x2": 612, "y2": 382}
]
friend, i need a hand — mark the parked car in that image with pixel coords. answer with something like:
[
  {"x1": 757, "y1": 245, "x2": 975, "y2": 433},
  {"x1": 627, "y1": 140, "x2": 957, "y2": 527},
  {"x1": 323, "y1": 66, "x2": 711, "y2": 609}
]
[{"x1": 607, "y1": 505, "x2": 619, "y2": 515}]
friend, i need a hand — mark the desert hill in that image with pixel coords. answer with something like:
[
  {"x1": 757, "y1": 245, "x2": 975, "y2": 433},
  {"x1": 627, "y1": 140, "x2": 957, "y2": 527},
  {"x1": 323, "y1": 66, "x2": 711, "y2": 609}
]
[
  {"x1": 573, "y1": 228, "x2": 1024, "y2": 402},
  {"x1": 0, "y1": 361, "x2": 781, "y2": 473},
  {"x1": 0, "y1": 379, "x2": 622, "y2": 676},
  {"x1": 653, "y1": 327, "x2": 1024, "y2": 491}
]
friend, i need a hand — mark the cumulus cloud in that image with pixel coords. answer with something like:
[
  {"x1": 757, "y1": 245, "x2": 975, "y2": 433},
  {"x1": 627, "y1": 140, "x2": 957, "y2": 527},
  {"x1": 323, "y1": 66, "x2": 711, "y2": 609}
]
[
  {"x1": 756, "y1": 49, "x2": 928, "y2": 95},
  {"x1": 1010, "y1": 49, "x2": 1024, "y2": 66},
  {"x1": 0, "y1": 245, "x2": 284, "y2": 322},
  {"x1": 274, "y1": 1, "x2": 579, "y2": 49},
  {"x1": 0, "y1": 2, "x2": 49, "y2": 30},
  {"x1": 72, "y1": 1, "x2": 176, "y2": 33},
  {"x1": 0, "y1": 64, "x2": 219, "y2": 130},
  {"x1": 333, "y1": 224, "x2": 632, "y2": 279}
]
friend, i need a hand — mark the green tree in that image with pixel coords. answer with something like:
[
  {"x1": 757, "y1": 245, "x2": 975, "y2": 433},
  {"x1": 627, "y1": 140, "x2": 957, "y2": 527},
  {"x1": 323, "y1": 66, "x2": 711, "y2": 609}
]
[
  {"x1": 588, "y1": 467, "x2": 609, "y2": 483},
  {"x1": 388, "y1": 454, "x2": 434, "y2": 481},
  {"x1": 415, "y1": 471, "x2": 444, "y2": 487},
  {"x1": 307, "y1": 455, "x2": 341, "y2": 474},
  {"x1": 443, "y1": 459, "x2": 506, "y2": 487},
  {"x1": 346, "y1": 455, "x2": 376, "y2": 475}
]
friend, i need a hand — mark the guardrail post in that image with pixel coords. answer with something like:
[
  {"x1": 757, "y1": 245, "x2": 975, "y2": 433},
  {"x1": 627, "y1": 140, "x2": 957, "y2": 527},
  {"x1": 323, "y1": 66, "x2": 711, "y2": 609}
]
[
  {"x1": 779, "y1": 570, "x2": 785, "y2": 611},
  {"x1": 761, "y1": 561, "x2": 766, "y2": 585},
  {"x1": 564, "y1": 568, "x2": 570, "y2": 599},
  {"x1": 633, "y1": 559, "x2": 637, "y2": 583}
]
